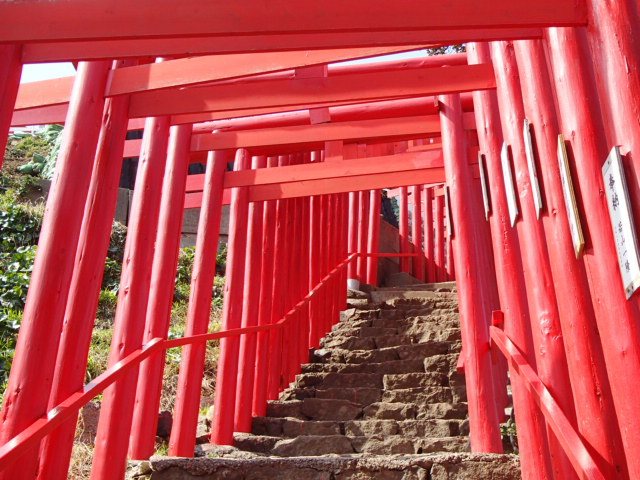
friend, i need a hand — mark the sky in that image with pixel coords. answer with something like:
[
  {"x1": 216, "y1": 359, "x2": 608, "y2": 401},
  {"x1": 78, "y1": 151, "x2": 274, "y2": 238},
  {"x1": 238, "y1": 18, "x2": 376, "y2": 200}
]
[{"x1": 19, "y1": 49, "x2": 429, "y2": 83}]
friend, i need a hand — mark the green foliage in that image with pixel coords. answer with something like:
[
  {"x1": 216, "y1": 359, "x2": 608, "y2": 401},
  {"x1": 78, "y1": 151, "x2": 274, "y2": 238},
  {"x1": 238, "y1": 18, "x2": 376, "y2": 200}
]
[
  {"x1": 101, "y1": 222, "x2": 127, "y2": 293},
  {"x1": 0, "y1": 309, "x2": 21, "y2": 389},
  {"x1": 0, "y1": 245, "x2": 37, "y2": 311},
  {"x1": 0, "y1": 201, "x2": 43, "y2": 250},
  {"x1": 426, "y1": 44, "x2": 466, "y2": 56},
  {"x1": 9, "y1": 125, "x2": 63, "y2": 180},
  {"x1": 501, "y1": 416, "x2": 519, "y2": 454}
]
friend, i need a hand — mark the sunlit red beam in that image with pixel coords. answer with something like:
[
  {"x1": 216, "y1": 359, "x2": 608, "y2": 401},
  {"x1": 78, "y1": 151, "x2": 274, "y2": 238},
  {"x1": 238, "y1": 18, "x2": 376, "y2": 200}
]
[
  {"x1": 128, "y1": 64, "x2": 495, "y2": 118},
  {"x1": 0, "y1": 0, "x2": 584, "y2": 43},
  {"x1": 184, "y1": 166, "x2": 446, "y2": 208},
  {"x1": 15, "y1": 46, "x2": 438, "y2": 110},
  {"x1": 20, "y1": 29, "x2": 545, "y2": 63}
]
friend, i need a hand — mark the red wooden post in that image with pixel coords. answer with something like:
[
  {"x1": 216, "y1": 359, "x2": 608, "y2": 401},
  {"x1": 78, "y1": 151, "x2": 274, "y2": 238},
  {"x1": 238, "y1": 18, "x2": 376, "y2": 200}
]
[
  {"x1": 446, "y1": 234, "x2": 454, "y2": 281},
  {"x1": 468, "y1": 41, "x2": 554, "y2": 480},
  {"x1": 514, "y1": 38, "x2": 626, "y2": 478},
  {"x1": 547, "y1": 27, "x2": 640, "y2": 478},
  {"x1": 252, "y1": 157, "x2": 278, "y2": 417},
  {"x1": 0, "y1": 61, "x2": 111, "y2": 480},
  {"x1": 211, "y1": 149, "x2": 251, "y2": 445},
  {"x1": 91, "y1": 113, "x2": 171, "y2": 480},
  {"x1": 129, "y1": 124, "x2": 193, "y2": 459},
  {"x1": 38, "y1": 87, "x2": 131, "y2": 480},
  {"x1": 439, "y1": 93, "x2": 503, "y2": 452},
  {"x1": 399, "y1": 187, "x2": 410, "y2": 273},
  {"x1": 490, "y1": 40, "x2": 577, "y2": 480},
  {"x1": 0, "y1": 45, "x2": 22, "y2": 167},
  {"x1": 410, "y1": 185, "x2": 425, "y2": 281},
  {"x1": 235, "y1": 156, "x2": 267, "y2": 432},
  {"x1": 357, "y1": 190, "x2": 370, "y2": 282},
  {"x1": 309, "y1": 193, "x2": 322, "y2": 346},
  {"x1": 434, "y1": 194, "x2": 446, "y2": 282},
  {"x1": 348, "y1": 191, "x2": 360, "y2": 280},
  {"x1": 585, "y1": 0, "x2": 640, "y2": 228},
  {"x1": 423, "y1": 187, "x2": 435, "y2": 283},
  {"x1": 266, "y1": 156, "x2": 289, "y2": 400},
  {"x1": 169, "y1": 150, "x2": 227, "y2": 456},
  {"x1": 366, "y1": 190, "x2": 382, "y2": 285}
]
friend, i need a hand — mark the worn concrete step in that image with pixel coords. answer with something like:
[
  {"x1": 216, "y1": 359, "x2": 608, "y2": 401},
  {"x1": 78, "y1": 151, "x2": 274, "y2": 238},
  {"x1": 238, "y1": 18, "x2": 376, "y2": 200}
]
[
  {"x1": 376, "y1": 281, "x2": 457, "y2": 292},
  {"x1": 143, "y1": 453, "x2": 521, "y2": 480}
]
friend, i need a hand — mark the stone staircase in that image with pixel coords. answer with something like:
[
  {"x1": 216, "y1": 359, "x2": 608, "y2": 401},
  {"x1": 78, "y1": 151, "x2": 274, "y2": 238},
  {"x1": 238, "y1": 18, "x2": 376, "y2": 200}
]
[{"x1": 137, "y1": 282, "x2": 520, "y2": 479}]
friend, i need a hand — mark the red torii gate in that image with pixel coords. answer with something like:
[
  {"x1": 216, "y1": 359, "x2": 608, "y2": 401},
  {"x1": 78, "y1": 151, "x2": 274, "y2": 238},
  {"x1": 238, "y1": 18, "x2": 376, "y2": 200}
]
[{"x1": 0, "y1": 1, "x2": 639, "y2": 480}]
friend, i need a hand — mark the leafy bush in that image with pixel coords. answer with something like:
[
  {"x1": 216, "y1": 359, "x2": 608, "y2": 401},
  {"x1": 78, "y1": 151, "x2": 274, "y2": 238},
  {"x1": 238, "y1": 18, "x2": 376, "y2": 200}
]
[
  {"x1": 0, "y1": 246, "x2": 37, "y2": 311},
  {"x1": 0, "y1": 201, "x2": 43, "y2": 250},
  {"x1": 11, "y1": 125, "x2": 63, "y2": 180}
]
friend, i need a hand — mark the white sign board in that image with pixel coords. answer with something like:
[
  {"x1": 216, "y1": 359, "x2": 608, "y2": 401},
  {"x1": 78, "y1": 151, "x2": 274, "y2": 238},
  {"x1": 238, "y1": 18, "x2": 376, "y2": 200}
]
[
  {"x1": 501, "y1": 142, "x2": 519, "y2": 227},
  {"x1": 523, "y1": 119, "x2": 544, "y2": 219},
  {"x1": 602, "y1": 146, "x2": 640, "y2": 299},
  {"x1": 557, "y1": 135, "x2": 585, "y2": 258},
  {"x1": 478, "y1": 152, "x2": 491, "y2": 221}
]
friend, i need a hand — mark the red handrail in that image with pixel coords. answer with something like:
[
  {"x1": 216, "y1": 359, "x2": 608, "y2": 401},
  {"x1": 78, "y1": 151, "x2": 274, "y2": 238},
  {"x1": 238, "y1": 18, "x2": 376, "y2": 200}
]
[
  {"x1": 490, "y1": 311, "x2": 605, "y2": 480},
  {"x1": 0, "y1": 251, "x2": 417, "y2": 470}
]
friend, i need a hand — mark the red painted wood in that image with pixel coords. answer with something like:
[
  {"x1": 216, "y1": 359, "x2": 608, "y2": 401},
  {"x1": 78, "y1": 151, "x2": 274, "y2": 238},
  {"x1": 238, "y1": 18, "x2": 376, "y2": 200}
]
[
  {"x1": 15, "y1": 47, "x2": 431, "y2": 110},
  {"x1": 91, "y1": 113, "x2": 170, "y2": 480},
  {"x1": 266, "y1": 156, "x2": 289, "y2": 400},
  {"x1": 490, "y1": 40, "x2": 577, "y2": 480},
  {"x1": 168, "y1": 151, "x2": 227, "y2": 455},
  {"x1": 211, "y1": 149, "x2": 250, "y2": 445},
  {"x1": 21, "y1": 28, "x2": 544, "y2": 63},
  {"x1": 0, "y1": 45, "x2": 22, "y2": 168},
  {"x1": 366, "y1": 190, "x2": 382, "y2": 285},
  {"x1": 347, "y1": 192, "x2": 360, "y2": 279},
  {"x1": 585, "y1": 0, "x2": 640, "y2": 243},
  {"x1": 514, "y1": 38, "x2": 626, "y2": 478},
  {"x1": 357, "y1": 191, "x2": 370, "y2": 281},
  {"x1": 127, "y1": 64, "x2": 496, "y2": 118},
  {"x1": 192, "y1": 116, "x2": 441, "y2": 151},
  {"x1": 0, "y1": 61, "x2": 110, "y2": 480},
  {"x1": 38, "y1": 88, "x2": 130, "y2": 480},
  {"x1": 129, "y1": 124, "x2": 192, "y2": 459},
  {"x1": 0, "y1": 0, "x2": 584, "y2": 43},
  {"x1": 490, "y1": 321, "x2": 607, "y2": 480},
  {"x1": 434, "y1": 194, "x2": 446, "y2": 281},
  {"x1": 467, "y1": 41, "x2": 553, "y2": 480},
  {"x1": 399, "y1": 187, "x2": 410, "y2": 273},
  {"x1": 423, "y1": 187, "x2": 435, "y2": 283},
  {"x1": 199, "y1": 150, "x2": 443, "y2": 191},
  {"x1": 439, "y1": 93, "x2": 502, "y2": 452},
  {"x1": 235, "y1": 156, "x2": 267, "y2": 432},
  {"x1": 252, "y1": 157, "x2": 278, "y2": 417},
  {"x1": 547, "y1": 26, "x2": 640, "y2": 478},
  {"x1": 410, "y1": 186, "x2": 425, "y2": 281}
]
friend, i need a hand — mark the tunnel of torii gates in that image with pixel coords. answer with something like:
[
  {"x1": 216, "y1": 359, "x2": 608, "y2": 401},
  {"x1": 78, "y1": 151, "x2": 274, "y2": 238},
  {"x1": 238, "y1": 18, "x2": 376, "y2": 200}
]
[{"x1": 1, "y1": 1, "x2": 640, "y2": 480}]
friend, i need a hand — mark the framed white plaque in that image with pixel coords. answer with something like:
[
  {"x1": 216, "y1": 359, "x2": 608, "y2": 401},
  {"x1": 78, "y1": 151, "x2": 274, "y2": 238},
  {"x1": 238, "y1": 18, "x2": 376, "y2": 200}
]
[
  {"x1": 445, "y1": 185, "x2": 454, "y2": 238},
  {"x1": 523, "y1": 119, "x2": 544, "y2": 219},
  {"x1": 501, "y1": 142, "x2": 519, "y2": 227},
  {"x1": 557, "y1": 135, "x2": 585, "y2": 258},
  {"x1": 602, "y1": 146, "x2": 640, "y2": 298},
  {"x1": 478, "y1": 152, "x2": 491, "y2": 221}
]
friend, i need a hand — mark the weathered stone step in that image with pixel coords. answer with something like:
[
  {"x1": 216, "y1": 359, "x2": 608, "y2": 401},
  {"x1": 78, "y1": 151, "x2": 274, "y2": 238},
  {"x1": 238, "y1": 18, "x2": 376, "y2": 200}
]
[
  {"x1": 142, "y1": 452, "x2": 521, "y2": 480},
  {"x1": 301, "y1": 358, "x2": 426, "y2": 375},
  {"x1": 267, "y1": 398, "x2": 364, "y2": 421},
  {"x1": 344, "y1": 418, "x2": 464, "y2": 437},
  {"x1": 235, "y1": 433, "x2": 470, "y2": 456},
  {"x1": 320, "y1": 341, "x2": 453, "y2": 365},
  {"x1": 383, "y1": 372, "x2": 449, "y2": 390},
  {"x1": 295, "y1": 372, "x2": 383, "y2": 389}
]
